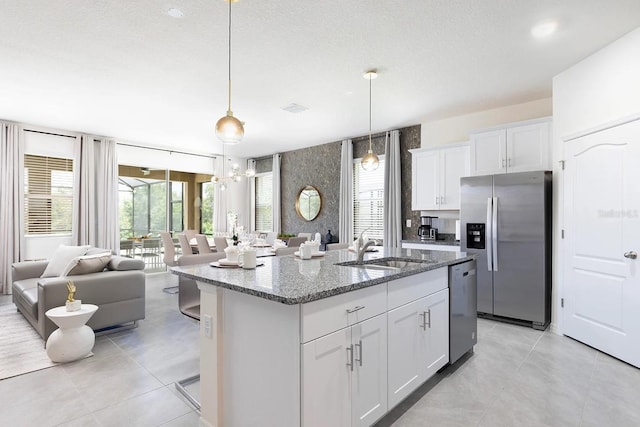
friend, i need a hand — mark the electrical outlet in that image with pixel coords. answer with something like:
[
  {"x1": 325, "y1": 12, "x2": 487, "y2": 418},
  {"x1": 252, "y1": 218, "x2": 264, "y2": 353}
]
[
  {"x1": 406, "y1": 219, "x2": 412, "y2": 227},
  {"x1": 204, "y1": 314, "x2": 212, "y2": 338}
]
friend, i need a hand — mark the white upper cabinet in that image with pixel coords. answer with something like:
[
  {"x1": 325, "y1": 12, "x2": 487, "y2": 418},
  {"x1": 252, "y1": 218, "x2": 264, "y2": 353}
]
[
  {"x1": 470, "y1": 118, "x2": 551, "y2": 176},
  {"x1": 411, "y1": 144, "x2": 470, "y2": 211}
]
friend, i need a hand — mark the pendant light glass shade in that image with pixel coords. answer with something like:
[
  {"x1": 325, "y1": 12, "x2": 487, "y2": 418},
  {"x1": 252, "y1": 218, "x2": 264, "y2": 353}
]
[
  {"x1": 361, "y1": 70, "x2": 379, "y2": 171},
  {"x1": 215, "y1": 113, "x2": 244, "y2": 144},
  {"x1": 216, "y1": 0, "x2": 244, "y2": 144}
]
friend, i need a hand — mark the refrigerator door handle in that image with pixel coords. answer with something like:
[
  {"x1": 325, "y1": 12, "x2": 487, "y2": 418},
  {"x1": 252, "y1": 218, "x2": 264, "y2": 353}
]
[
  {"x1": 486, "y1": 198, "x2": 493, "y2": 271},
  {"x1": 492, "y1": 196, "x2": 499, "y2": 271}
]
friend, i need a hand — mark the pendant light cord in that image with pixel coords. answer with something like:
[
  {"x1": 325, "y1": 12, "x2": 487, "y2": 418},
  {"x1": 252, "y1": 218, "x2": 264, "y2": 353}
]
[
  {"x1": 368, "y1": 75, "x2": 372, "y2": 150},
  {"x1": 227, "y1": 0, "x2": 232, "y2": 113}
]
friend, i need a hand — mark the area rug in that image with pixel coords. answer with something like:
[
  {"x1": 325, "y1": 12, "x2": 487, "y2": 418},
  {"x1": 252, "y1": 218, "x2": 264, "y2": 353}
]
[{"x1": 0, "y1": 303, "x2": 57, "y2": 380}]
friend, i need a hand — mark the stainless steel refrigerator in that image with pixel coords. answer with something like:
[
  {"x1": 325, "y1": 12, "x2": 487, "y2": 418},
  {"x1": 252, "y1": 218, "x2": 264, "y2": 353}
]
[{"x1": 460, "y1": 171, "x2": 552, "y2": 330}]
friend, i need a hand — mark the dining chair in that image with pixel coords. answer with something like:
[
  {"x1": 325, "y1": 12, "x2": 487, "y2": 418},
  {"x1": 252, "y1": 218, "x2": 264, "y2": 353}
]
[
  {"x1": 184, "y1": 229, "x2": 197, "y2": 241},
  {"x1": 286, "y1": 236, "x2": 308, "y2": 248},
  {"x1": 119, "y1": 240, "x2": 135, "y2": 258},
  {"x1": 213, "y1": 236, "x2": 228, "y2": 252},
  {"x1": 297, "y1": 233, "x2": 312, "y2": 241},
  {"x1": 195, "y1": 234, "x2": 213, "y2": 254},
  {"x1": 178, "y1": 233, "x2": 195, "y2": 255},
  {"x1": 265, "y1": 232, "x2": 278, "y2": 246},
  {"x1": 160, "y1": 232, "x2": 177, "y2": 266},
  {"x1": 141, "y1": 238, "x2": 162, "y2": 270},
  {"x1": 326, "y1": 242, "x2": 349, "y2": 251},
  {"x1": 275, "y1": 246, "x2": 298, "y2": 256}
]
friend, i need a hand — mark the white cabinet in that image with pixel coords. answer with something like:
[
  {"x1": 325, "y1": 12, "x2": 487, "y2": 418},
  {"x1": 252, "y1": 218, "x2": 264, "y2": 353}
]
[
  {"x1": 302, "y1": 314, "x2": 387, "y2": 427},
  {"x1": 411, "y1": 144, "x2": 470, "y2": 210},
  {"x1": 386, "y1": 269, "x2": 449, "y2": 409},
  {"x1": 470, "y1": 118, "x2": 551, "y2": 176}
]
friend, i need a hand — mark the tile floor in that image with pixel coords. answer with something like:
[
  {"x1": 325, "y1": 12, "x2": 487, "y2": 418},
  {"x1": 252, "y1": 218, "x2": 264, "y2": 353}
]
[{"x1": 1, "y1": 273, "x2": 639, "y2": 427}]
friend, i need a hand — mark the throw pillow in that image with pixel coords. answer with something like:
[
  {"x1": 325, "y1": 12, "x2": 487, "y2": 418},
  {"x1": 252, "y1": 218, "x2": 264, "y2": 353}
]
[
  {"x1": 62, "y1": 252, "x2": 112, "y2": 276},
  {"x1": 40, "y1": 245, "x2": 91, "y2": 278}
]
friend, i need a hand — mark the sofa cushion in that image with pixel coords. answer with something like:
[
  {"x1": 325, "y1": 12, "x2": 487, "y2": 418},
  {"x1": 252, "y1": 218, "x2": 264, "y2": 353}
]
[
  {"x1": 107, "y1": 256, "x2": 145, "y2": 271},
  {"x1": 12, "y1": 277, "x2": 39, "y2": 296},
  {"x1": 63, "y1": 252, "x2": 112, "y2": 276},
  {"x1": 85, "y1": 247, "x2": 114, "y2": 256},
  {"x1": 41, "y1": 245, "x2": 91, "y2": 278}
]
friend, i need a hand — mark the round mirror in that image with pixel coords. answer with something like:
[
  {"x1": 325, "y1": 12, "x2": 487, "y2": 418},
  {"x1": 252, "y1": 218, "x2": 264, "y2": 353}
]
[{"x1": 295, "y1": 185, "x2": 322, "y2": 221}]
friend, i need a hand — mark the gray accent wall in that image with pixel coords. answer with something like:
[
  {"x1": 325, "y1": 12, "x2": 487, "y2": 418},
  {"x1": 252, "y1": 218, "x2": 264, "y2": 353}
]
[{"x1": 272, "y1": 124, "x2": 421, "y2": 242}]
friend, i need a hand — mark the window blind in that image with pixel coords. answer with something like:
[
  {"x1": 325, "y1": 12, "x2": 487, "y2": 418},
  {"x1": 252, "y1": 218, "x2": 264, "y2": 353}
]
[
  {"x1": 255, "y1": 173, "x2": 273, "y2": 231},
  {"x1": 353, "y1": 156, "x2": 385, "y2": 241},
  {"x1": 24, "y1": 154, "x2": 74, "y2": 235}
]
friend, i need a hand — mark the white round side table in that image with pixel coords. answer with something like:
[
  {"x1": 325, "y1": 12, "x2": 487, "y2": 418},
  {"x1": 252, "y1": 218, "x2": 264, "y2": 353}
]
[{"x1": 45, "y1": 304, "x2": 99, "y2": 363}]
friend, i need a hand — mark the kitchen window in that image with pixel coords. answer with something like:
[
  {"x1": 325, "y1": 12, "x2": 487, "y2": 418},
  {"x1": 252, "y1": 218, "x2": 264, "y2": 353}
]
[
  {"x1": 353, "y1": 156, "x2": 385, "y2": 241},
  {"x1": 255, "y1": 172, "x2": 273, "y2": 231},
  {"x1": 24, "y1": 154, "x2": 74, "y2": 235}
]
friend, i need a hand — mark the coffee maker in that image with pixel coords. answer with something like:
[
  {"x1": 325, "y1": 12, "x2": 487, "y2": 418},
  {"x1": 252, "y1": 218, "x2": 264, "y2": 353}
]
[{"x1": 418, "y1": 216, "x2": 438, "y2": 241}]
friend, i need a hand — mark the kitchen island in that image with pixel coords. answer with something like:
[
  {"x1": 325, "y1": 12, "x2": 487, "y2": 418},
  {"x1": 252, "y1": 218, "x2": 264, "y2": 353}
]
[{"x1": 171, "y1": 248, "x2": 474, "y2": 427}]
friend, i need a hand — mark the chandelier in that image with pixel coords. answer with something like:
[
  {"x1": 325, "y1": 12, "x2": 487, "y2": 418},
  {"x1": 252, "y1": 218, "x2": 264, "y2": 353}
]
[
  {"x1": 215, "y1": 0, "x2": 244, "y2": 144},
  {"x1": 361, "y1": 70, "x2": 379, "y2": 171},
  {"x1": 211, "y1": 144, "x2": 255, "y2": 191}
]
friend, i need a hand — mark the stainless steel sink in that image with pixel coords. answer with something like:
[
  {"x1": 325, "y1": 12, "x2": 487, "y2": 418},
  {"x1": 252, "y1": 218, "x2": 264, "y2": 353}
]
[{"x1": 335, "y1": 258, "x2": 428, "y2": 270}]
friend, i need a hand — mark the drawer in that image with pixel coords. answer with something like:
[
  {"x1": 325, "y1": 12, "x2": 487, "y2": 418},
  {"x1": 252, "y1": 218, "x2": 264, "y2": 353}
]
[
  {"x1": 387, "y1": 267, "x2": 447, "y2": 310},
  {"x1": 301, "y1": 284, "x2": 387, "y2": 343}
]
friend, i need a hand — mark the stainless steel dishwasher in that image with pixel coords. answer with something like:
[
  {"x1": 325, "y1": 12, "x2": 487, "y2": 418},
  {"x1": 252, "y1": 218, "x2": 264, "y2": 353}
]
[{"x1": 449, "y1": 259, "x2": 477, "y2": 364}]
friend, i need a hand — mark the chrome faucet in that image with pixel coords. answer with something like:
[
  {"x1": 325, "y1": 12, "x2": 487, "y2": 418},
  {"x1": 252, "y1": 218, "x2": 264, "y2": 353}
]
[{"x1": 357, "y1": 240, "x2": 376, "y2": 263}]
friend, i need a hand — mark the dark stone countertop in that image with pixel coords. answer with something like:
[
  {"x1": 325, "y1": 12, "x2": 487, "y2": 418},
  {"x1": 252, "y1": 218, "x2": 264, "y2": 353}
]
[{"x1": 171, "y1": 247, "x2": 474, "y2": 305}]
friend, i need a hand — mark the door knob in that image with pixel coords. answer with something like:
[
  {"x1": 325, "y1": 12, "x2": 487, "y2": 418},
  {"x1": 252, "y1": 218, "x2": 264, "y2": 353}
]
[{"x1": 624, "y1": 251, "x2": 637, "y2": 259}]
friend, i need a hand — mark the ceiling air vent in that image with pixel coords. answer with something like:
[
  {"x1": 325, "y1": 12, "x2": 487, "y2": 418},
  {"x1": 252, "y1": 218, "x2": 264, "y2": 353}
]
[{"x1": 281, "y1": 103, "x2": 308, "y2": 114}]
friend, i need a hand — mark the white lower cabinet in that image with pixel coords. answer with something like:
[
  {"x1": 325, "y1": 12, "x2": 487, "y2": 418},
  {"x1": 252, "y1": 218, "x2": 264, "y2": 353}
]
[
  {"x1": 302, "y1": 314, "x2": 387, "y2": 427},
  {"x1": 388, "y1": 288, "x2": 449, "y2": 409}
]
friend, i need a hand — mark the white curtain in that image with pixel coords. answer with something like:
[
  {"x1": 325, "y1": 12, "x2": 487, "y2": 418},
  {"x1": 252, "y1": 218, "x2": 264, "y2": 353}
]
[
  {"x1": 247, "y1": 159, "x2": 256, "y2": 231},
  {"x1": 76, "y1": 136, "x2": 119, "y2": 250},
  {"x1": 76, "y1": 135, "x2": 96, "y2": 245},
  {"x1": 384, "y1": 130, "x2": 402, "y2": 248},
  {"x1": 213, "y1": 156, "x2": 227, "y2": 233},
  {"x1": 338, "y1": 139, "x2": 353, "y2": 243},
  {"x1": 0, "y1": 123, "x2": 24, "y2": 294},
  {"x1": 272, "y1": 153, "x2": 281, "y2": 234},
  {"x1": 97, "y1": 139, "x2": 119, "y2": 251}
]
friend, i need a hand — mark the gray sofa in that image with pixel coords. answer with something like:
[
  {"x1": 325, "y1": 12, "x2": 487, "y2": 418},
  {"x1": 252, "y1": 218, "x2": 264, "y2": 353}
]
[{"x1": 12, "y1": 248, "x2": 146, "y2": 341}]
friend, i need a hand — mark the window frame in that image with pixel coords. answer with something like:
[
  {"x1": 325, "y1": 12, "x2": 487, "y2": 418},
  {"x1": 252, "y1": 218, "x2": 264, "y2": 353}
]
[{"x1": 352, "y1": 155, "x2": 385, "y2": 241}]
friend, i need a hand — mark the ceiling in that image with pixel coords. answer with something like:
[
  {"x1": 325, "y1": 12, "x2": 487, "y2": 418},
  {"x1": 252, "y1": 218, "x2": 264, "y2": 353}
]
[{"x1": 1, "y1": 1, "x2": 639, "y2": 159}]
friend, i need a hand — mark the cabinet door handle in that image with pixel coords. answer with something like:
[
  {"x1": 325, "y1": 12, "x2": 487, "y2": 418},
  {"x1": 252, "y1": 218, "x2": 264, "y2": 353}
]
[
  {"x1": 426, "y1": 309, "x2": 431, "y2": 329},
  {"x1": 440, "y1": 195, "x2": 445, "y2": 205},
  {"x1": 346, "y1": 305, "x2": 365, "y2": 314},
  {"x1": 508, "y1": 158, "x2": 512, "y2": 167},
  {"x1": 502, "y1": 158, "x2": 506, "y2": 168},
  {"x1": 419, "y1": 310, "x2": 431, "y2": 330},
  {"x1": 346, "y1": 344, "x2": 354, "y2": 371},
  {"x1": 355, "y1": 340, "x2": 363, "y2": 366},
  {"x1": 435, "y1": 196, "x2": 439, "y2": 205}
]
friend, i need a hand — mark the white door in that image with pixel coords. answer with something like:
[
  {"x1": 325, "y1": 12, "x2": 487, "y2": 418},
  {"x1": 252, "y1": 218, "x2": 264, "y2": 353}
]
[
  {"x1": 412, "y1": 150, "x2": 439, "y2": 210},
  {"x1": 302, "y1": 328, "x2": 351, "y2": 427},
  {"x1": 387, "y1": 300, "x2": 422, "y2": 409},
  {"x1": 351, "y1": 314, "x2": 387, "y2": 427},
  {"x1": 419, "y1": 289, "x2": 450, "y2": 379},
  {"x1": 563, "y1": 118, "x2": 640, "y2": 368},
  {"x1": 470, "y1": 129, "x2": 505, "y2": 176},
  {"x1": 440, "y1": 145, "x2": 470, "y2": 209},
  {"x1": 506, "y1": 121, "x2": 550, "y2": 173}
]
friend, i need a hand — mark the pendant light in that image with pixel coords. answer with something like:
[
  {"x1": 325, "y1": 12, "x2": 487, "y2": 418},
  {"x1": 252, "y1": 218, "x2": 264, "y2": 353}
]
[
  {"x1": 361, "y1": 70, "x2": 379, "y2": 171},
  {"x1": 215, "y1": 0, "x2": 244, "y2": 144}
]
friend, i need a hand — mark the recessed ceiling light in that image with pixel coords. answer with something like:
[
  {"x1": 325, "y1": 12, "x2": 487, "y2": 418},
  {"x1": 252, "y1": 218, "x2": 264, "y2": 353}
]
[
  {"x1": 167, "y1": 8, "x2": 184, "y2": 18},
  {"x1": 531, "y1": 20, "x2": 558, "y2": 39}
]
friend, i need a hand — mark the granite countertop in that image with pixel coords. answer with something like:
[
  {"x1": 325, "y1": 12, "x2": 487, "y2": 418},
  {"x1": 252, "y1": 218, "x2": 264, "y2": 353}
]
[
  {"x1": 402, "y1": 239, "x2": 461, "y2": 246},
  {"x1": 171, "y1": 248, "x2": 474, "y2": 305}
]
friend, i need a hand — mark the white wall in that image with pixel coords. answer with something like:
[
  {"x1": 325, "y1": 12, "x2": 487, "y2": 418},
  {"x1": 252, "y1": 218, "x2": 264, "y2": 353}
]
[
  {"x1": 117, "y1": 144, "x2": 216, "y2": 175},
  {"x1": 552, "y1": 26, "x2": 640, "y2": 334},
  {"x1": 420, "y1": 98, "x2": 552, "y2": 148}
]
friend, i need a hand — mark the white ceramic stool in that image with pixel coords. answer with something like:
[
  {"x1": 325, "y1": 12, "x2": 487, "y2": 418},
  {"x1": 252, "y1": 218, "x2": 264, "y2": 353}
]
[{"x1": 45, "y1": 304, "x2": 98, "y2": 363}]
